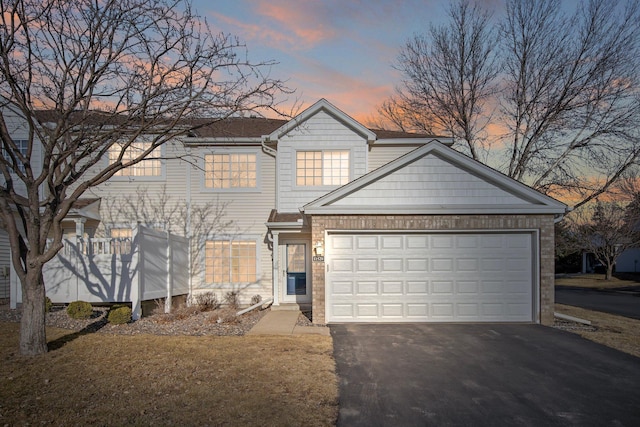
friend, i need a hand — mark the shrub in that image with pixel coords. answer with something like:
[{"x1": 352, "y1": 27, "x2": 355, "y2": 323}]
[
  {"x1": 224, "y1": 291, "x2": 240, "y2": 309},
  {"x1": 107, "y1": 305, "x2": 132, "y2": 325},
  {"x1": 45, "y1": 296, "x2": 52, "y2": 313},
  {"x1": 67, "y1": 300, "x2": 93, "y2": 319},
  {"x1": 194, "y1": 292, "x2": 220, "y2": 311}
]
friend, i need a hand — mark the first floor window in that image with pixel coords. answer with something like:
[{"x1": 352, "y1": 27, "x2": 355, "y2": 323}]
[
  {"x1": 109, "y1": 142, "x2": 162, "y2": 177},
  {"x1": 205, "y1": 240, "x2": 257, "y2": 283},
  {"x1": 109, "y1": 228, "x2": 132, "y2": 255}
]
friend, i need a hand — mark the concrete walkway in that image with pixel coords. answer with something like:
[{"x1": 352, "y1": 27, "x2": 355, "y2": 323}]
[{"x1": 247, "y1": 310, "x2": 330, "y2": 336}]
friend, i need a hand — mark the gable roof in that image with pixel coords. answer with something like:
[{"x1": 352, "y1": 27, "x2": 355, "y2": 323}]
[
  {"x1": 266, "y1": 98, "x2": 377, "y2": 142},
  {"x1": 302, "y1": 140, "x2": 568, "y2": 216}
]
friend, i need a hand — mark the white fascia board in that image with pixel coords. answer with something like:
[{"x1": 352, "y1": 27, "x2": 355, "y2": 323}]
[
  {"x1": 373, "y1": 137, "x2": 454, "y2": 146},
  {"x1": 304, "y1": 140, "x2": 568, "y2": 212},
  {"x1": 180, "y1": 137, "x2": 262, "y2": 146},
  {"x1": 266, "y1": 98, "x2": 376, "y2": 142},
  {"x1": 302, "y1": 204, "x2": 568, "y2": 215}
]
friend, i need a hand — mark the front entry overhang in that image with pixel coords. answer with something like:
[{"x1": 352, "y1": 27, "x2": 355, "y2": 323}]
[{"x1": 265, "y1": 210, "x2": 311, "y2": 307}]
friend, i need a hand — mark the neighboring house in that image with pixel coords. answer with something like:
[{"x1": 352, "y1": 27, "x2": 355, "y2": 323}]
[{"x1": 3, "y1": 98, "x2": 568, "y2": 325}]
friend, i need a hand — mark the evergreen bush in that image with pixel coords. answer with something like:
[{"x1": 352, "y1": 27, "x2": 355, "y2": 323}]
[
  {"x1": 66, "y1": 300, "x2": 93, "y2": 319},
  {"x1": 107, "y1": 305, "x2": 132, "y2": 325}
]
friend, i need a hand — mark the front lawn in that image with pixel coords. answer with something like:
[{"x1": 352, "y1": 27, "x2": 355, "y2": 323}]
[
  {"x1": 555, "y1": 304, "x2": 640, "y2": 358},
  {"x1": 0, "y1": 323, "x2": 338, "y2": 426}
]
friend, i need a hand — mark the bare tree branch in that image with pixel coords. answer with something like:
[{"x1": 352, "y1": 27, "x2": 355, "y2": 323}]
[{"x1": 0, "y1": 0, "x2": 291, "y2": 355}]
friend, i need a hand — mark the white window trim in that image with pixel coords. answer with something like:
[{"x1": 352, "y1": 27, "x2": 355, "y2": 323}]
[
  {"x1": 3, "y1": 138, "x2": 29, "y2": 174},
  {"x1": 294, "y1": 148, "x2": 352, "y2": 190},
  {"x1": 200, "y1": 148, "x2": 262, "y2": 193},
  {"x1": 202, "y1": 234, "x2": 261, "y2": 285},
  {"x1": 107, "y1": 142, "x2": 166, "y2": 182}
]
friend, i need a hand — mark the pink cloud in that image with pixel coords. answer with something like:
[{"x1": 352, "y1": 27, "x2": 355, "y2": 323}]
[
  {"x1": 252, "y1": 2, "x2": 336, "y2": 46},
  {"x1": 290, "y1": 57, "x2": 394, "y2": 122},
  {"x1": 208, "y1": 11, "x2": 298, "y2": 48}
]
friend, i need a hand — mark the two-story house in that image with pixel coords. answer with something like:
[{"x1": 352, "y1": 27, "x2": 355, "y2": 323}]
[{"x1": 5, "y1": 99, "x2": 567, "y2": 325}]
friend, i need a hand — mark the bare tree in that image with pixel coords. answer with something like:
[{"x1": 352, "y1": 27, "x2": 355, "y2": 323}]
[
  {"x1": 0, "y1": 0, "x2": 290, "y2": 355},
  {"x1": 499, "y1": 0, "x2": 640, "y2": 207},
  {"x1": 569, "y1": 200, "x2": 640, "y2": 280},
  {"x1": 378, "y1": 0, "x2": 498, "y2": 159},
  {"x1": 377, "y1": 0, "x2": 640, "y2": 207}
]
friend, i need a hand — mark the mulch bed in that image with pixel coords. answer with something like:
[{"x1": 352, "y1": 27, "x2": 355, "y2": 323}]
[{"x1": 0, "y1": 303, "x2": 283, "y2": 336}]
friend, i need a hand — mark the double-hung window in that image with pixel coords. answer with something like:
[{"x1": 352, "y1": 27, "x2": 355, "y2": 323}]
[
  {"x1": 205, "y1": 239, "x2": 257, "y2": 284},
  {"x1": 296, "y1": 150, "x2": 349, "y2": 186},
  {"x1": 2, "y1": 139, "x2": 28, "y2": 173},
  {"x1": 109, "y1": 142, "x2": 162, "y2": 177},
  {"x1": 204, "y1": 153, "x2": 257, "y2": 189}
]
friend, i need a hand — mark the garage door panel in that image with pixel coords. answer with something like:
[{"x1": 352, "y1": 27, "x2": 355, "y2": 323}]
[
  {"x1": 432, "y1": 235, "x2": 454, "y2": 248},
  {"x1": 381, "y1": 235, "x2": 403, "y2": 249},
  {"x1": 331, "y1": 235, "x2": 354, "y2": 250},
  {"x1": 333, "y1": 259, "x2": 354, "y2": 272},
  {"x1": 457, "y1": 281, "x2": 479, "y2": 294},
  {"x1": 382, "y1": 281, "x2": 403, "y2": 294},
  {"x1": 326, "y1": 232, "x2": 534, "y2": 323},
  {"x1": 381, "y1": 304, "x2": 403, "y2": 317},
  {"x1": 332, "y1": 281, "x2": 354, "y2": 294},
  {"x1": 407, "y1": 281, "x2": 429, "y2": 294},
  {"x1": 407, "y1": 235, "x2": 429, "y2": 248},
  {"x1": 457, "y1": 258, "x2": 479, "y2": 272},
  {"x1": 356, "y1": 304, "x2": 379, "y2": 317},
  {"x1": 432, "y1": 303, "x2": 455, "y2": 318},
  {"x1": 356, "y1": 235, "x2": 378, "y2": 249},
  {"x1": 381, "y1": 258, "x2": 402, "y2": 272},
  {"x1": 432, "y1": 259, "x2": 454, "y2": 272},
  {"x1": 356, "y1": 281, "x2": 378, "y2": 294}
]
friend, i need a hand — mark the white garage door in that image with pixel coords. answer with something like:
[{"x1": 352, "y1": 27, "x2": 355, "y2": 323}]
[{"x1": 325, "y1": 232, "x2": 535, "y2": 323}]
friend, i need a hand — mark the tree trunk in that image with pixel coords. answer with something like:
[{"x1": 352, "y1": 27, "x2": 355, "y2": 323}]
[
  {"x1": 19, "y1": 266, "x2": 48, "y2": 356},
  {"x1": 605, "y1": 263, "x2": 614, "y2": 281}
]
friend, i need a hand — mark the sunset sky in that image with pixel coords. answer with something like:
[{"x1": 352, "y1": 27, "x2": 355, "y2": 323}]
[{"x1": 194, "y1": 0, "x2": 502, "y2": 123}]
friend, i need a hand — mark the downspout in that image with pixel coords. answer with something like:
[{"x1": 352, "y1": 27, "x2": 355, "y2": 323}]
[
  {"x1": 262, "y1": 135, "x2": 279, "y2": 306},
  {"x1": 186, "y1": 152, "x2": 192, "y2": 303}
]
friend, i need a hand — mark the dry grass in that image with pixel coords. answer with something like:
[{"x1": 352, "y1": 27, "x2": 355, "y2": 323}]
[
  {"x1": 555, "y1": 303, "x2": 640, "y2": 358},
  {"x1": 555, "y1": 273, "x2": 640, "y2": 289},
  {"x1": 0, "y1": 323, "x2": 338, "y2": 426}
]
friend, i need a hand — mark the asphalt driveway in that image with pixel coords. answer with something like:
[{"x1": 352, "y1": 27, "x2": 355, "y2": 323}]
[
  {"x1": 556, "y1": 285, "x2": 640, "y2": 319},
  {"x1": 331, "y1": 324, "x2": 640, "y2": 426}
]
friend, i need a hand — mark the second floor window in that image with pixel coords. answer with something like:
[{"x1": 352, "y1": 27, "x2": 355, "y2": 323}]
[
  {"x1": 296, "y1": 150, "x2": 349, "y2": 186},
  {"x1": 109, "y1": 142, "x2": 162, "y2": 177},
  {"x1": 3, "y1": 139, "x2": 28, "y2": 173},
  {"x1": 205, "y1": 153, "x2": 257, "y2": 189}
]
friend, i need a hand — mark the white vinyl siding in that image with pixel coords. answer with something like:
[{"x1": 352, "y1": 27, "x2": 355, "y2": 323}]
[
  {"x1": 332, "y1": 154, "x2": 530, "y2": 208},
  {"x1": 277, "y1": 110, "x2": 368, "y2": 212},
  {"x1": 87, "y1": 140, "x2": 274, "y2": 303},
  {"x1": 368, "y1": 145, "x2": 422, "y2": 172}
]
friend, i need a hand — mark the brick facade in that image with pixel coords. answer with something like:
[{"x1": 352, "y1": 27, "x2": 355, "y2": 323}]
[{"x1": 311, "y1": 214, "x2": 556, "y2": 325}]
